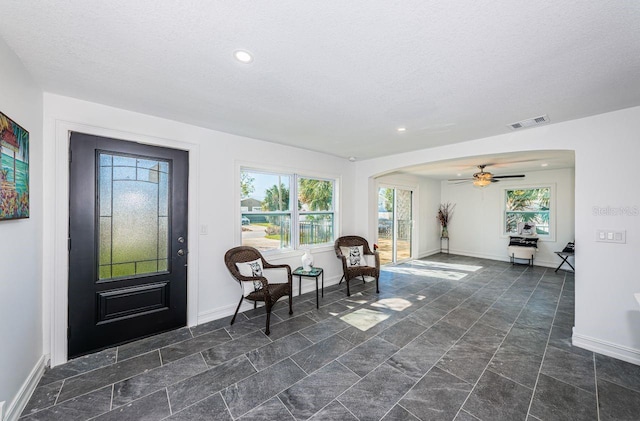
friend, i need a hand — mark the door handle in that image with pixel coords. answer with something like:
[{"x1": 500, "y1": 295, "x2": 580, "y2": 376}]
[{"x1": 177, "y1": 249, "x2": 186, "y2": 256}]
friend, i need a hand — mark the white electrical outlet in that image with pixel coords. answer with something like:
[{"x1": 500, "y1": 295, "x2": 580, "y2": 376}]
[{"x1": 200, "y1": 224, "x2": 208, "y2": 235}]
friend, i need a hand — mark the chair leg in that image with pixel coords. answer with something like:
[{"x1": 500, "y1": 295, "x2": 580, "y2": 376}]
[
  {"x1": 254, "y1": 301, "x2": 257, "y2": 309},
  {"x1": 230, "y1": 296, "x2": 243, "y2": 325},
  {"x1": 376, "y1": 276, "x2": 379, "y2": 293},
  {"x1": 346, "y1": 278, "x2": 351, "y2": 297},
  {"x1": 338, "y1": 274, "x2": 344, "y2": 284},
  {"x1": 265, "y1": 305, "x2": 272, "y2": 336},
  {"x1": 288, "y1": 293, "x2": 293, "y2": 315}
]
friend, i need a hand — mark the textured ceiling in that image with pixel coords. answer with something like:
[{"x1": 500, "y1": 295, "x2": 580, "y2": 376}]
[
  {"x1": 393, "y1": 150, "x2": 575, "y2": 180},
  {"x1": 1, "y1": 1, "x2": 639, "y2": 161}
]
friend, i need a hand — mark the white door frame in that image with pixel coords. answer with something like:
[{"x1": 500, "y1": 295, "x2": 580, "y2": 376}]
[
  {"x1": 46, "y1": 120, "x2": 199, "y2": 367},
  {"x1": 375, "y1": 181, "x2": 418, "y2": 264}
]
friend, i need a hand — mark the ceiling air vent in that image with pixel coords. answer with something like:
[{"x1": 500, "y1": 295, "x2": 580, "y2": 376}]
[{"x1": 508, "y1": 114, "x2": 550, "y2": 130}]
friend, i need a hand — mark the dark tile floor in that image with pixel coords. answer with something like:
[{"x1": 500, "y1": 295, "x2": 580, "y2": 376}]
[{"x1": 21, "y1": 254, "x2": 640, "y2": 420}]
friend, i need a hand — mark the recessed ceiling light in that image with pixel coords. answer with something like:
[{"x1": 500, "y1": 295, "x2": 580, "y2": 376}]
[
  {"x1": 348, "y1": 156, "x2": 356, "y2": 162},
  {"x1": 397, "y1": 127, "x2": 406, "y2": 132},
  {"x1": 541, "y1": 163, "x2": 549, "y2": 167},
  {"x1": 457, "y1": 173, "x2": 462, "y2": 177},
  {"x1": 234, "y1": 50, "x2": 253, "y2": 63}
]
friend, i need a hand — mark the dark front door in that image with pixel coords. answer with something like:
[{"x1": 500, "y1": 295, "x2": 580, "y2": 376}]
[{"x1": 68, "y1": 132, "x2": 188, "y2": 358}]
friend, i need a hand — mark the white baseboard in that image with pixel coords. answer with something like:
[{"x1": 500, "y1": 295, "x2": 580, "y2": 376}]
[
  {"x1": 572, "y1": 332, "x2": 640, "y2": 365},
  {"x1": 444, "y1": 248, "x2": 557, "y2": 269},
  {"x1": 196, "y1": 275, "x2": 341, "y2": 326},
  {"x1": 418, "y1": 249, "x2": 441, "y2": 259},
  {"x1": 4, "y1": 355, "x2": 47, "y2": 421}
]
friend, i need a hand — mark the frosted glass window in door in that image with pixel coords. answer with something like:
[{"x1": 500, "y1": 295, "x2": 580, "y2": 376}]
[{"x1": 98, "y1": 152, "x2": 170, "y2": 280}]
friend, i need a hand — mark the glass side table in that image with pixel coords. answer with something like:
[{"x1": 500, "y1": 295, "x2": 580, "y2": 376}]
[
  {"x1": 440, "y1": 237, "x2": 449, "y2": 254},
  {"x1": 292, "y1": 267, "x2": 324, "y2": 309}
]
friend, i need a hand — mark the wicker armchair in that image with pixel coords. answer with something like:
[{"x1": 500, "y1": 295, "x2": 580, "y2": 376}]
[
  {"x1": 224, "y1": 246, "x2": 293, "y2": 335},
  {"x1": 335, "y1": 236, "x2": 380, "y2": 296}
]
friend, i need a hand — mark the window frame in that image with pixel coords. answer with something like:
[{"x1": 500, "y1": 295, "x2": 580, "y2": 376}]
[
  {"x1": 239, "y1": 166, "x2": 338, "y2": 255},
  {"x1": 502, "y1": 184, "x2": 555, "y2": 241}
]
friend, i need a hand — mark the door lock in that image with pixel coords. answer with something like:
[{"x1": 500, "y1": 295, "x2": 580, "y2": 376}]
[
  {"x1": 177, "y1": 236, "x2": 185, "y2": 243},
  {"x1": 177, "y1": 249, "x2": 185, "y2": 256}
]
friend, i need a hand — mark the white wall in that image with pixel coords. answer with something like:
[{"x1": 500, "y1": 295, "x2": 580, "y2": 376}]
[
  {"x1": 354, "y1": 106, "x2": 640, "y2": 364},
  {"x1": 440, "y1": 167, "x2": 575, "y2": 267},
  {"x1": 0, "y1": 39, "x2": 44, "y2": 418},
  {"x1": 42, "y1": 93, "x2": 355, "y2": 366}
]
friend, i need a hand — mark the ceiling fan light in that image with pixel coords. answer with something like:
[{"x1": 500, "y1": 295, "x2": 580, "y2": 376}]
[{"x1": 473, "y1": 178, "x2": 491, "y2": 187}]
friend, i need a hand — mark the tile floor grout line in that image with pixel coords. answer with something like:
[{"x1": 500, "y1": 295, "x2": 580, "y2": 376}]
[
  {"x1": 52, "y1": 378, "x2": 64, "y2": 407},
  {"x1": 25, "y1": 257, "x2": 595, "y2": 421},
  {"x1": 160, "y1": 390, "x2": 228, "y2": 420},
  {"x1": 332, "y1": 263, "x2": 525, "y2": 417},
  {"x1": 334, "y1": 397, "x2": 362, "y2": 421},
  {"x1": 109, "y1": 383, "x2": 114, "y2": 411},
  {"x1": 165, "y1": 387, "x2": 173, "y2": 415},
  {"x1": 276, "y1": 395, "x2": 297, "y2": 420},
  {"x1": 451, "y1": 265, "x2": 550, "y2": 420},
  {"x1": 108, "y1": 352, "x2": 212, "y2": 406},
  {"x1": 395, "y1": 401, "x2": 425, "y2": 420},
  {"x1": 40, "y1": 350, "x2": 119, "y2": 386},
  {"x1": 525, "y1": 270, "x2": 568, "y2": 419},
  {"x1": 228, "y1": 358, "x2": 322, "y2": 420},
  {"x1": 53, "y1": 352, "x2": 163, "y2": 407},
  {"x1": 219, "y1": 391, "x2": 235, "y2": 421},
  {"x1": 594, "y1": 353, "x2": 601, "y2": 421},
  {"x1": 327, "y1": 313, "x2": 449, "y2": 405}
]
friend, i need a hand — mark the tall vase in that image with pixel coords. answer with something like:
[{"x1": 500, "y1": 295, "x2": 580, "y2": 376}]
[
  {"x1": 302, "y1": 249, "x2": 314, "y2": 271},
  {"x1": 441, "y1": 226, "x2": 449, "y2": 238}
]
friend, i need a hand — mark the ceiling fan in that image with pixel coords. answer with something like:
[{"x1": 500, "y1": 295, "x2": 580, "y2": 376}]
[{"x1": 449, "y1": 164, "x2": 525, "y2": 187}]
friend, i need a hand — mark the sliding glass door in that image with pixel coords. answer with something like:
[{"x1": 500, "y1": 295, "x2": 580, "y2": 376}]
[{"x1": 377, "y1": 187, "x2": 413, "y2": 265}]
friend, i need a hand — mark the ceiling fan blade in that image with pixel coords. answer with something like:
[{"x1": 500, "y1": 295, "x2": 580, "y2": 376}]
[
  {"x1": 449, "y1": 180, "x2": 471, "y2": 184},
  {"x1": 492, "y1": 174, "x2": 525, "y2": 179},
  {"x1": 447, "y1": 178, "x2": 474, "y2": 182}
]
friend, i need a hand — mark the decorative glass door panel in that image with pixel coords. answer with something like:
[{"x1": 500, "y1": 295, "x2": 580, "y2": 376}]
[{"x1": 98, "y1": 153, "x2": 170, "y2": 280}]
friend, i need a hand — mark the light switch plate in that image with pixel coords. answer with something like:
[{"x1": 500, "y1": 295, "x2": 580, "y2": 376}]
[{"x1": 596, "y1": 229, "x2": 626, "y2": 243}]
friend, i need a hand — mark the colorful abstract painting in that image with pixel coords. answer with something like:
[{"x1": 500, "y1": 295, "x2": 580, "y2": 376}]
[{"x1": 0, "y1": 111, "x2": 29, "y2": 220}]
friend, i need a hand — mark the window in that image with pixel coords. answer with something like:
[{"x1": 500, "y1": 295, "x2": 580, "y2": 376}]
[
  {"x1": 240, "y1": 169, "x2": 335, "y2": 252},
  {"x1": 504, "y1": 187, "x2": 551, "y2": 236}
]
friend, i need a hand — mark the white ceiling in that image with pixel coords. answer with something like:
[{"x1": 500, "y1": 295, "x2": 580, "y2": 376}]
[
  {"x1": 1, "y1": 1, "x2": 639, "y2": 163},
  {"x1": 392, "y1": 150, "x2": 575, "y2": 180}
]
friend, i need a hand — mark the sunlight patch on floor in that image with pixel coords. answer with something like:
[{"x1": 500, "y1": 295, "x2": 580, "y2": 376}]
[
  {"x1": 371, "y1": 297, "x2": 412, "y2": 312},
  {"x1": 340, "y1": 308, "x2": 391, "y2": 331},
  {"x1": 344, "y1": 297, "x2": 369, "y2": 305},
  {"x1": 408, "y1": 260, "x2": 483, "y2": 272},
  {"x1": 383, "y1": 266, "x2": 468, "y2": 280}
]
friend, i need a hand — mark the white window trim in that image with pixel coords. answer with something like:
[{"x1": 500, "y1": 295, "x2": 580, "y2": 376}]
[
  {"x1": 502, "y1": 183, "x2": 556, "y2": 241},
  {"x1": 237, "y1": 164, "x2": 339, "y2": 255}
]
